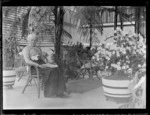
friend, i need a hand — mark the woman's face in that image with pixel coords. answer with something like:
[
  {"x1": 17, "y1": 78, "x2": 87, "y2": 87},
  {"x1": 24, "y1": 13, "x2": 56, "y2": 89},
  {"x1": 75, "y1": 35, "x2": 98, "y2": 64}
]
[{"x1": 28, "y1": 37, "x2": 36, "y2": 47}]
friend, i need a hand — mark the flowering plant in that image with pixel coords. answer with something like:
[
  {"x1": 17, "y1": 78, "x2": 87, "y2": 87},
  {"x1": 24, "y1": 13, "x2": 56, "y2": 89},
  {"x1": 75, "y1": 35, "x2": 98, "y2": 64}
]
[{"x1": 92, "y1": 28, "x2": 146, "y2": 79}]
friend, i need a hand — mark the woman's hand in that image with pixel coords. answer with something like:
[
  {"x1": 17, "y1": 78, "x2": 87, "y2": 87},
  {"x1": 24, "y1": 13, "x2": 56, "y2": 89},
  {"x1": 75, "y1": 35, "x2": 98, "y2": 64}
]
[{"x1": 39, "y1": 64, "x2": 47, "y2": 68}]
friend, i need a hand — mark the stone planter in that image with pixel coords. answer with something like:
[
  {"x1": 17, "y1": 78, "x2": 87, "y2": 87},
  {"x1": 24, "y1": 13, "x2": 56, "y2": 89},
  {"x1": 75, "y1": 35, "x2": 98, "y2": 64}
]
[
  {"x1": 102, "y1": 77, "x2": 132, "y2": 102},
  {"x1": 3, "y1": 69, "x2": 16, "y2": 88}
]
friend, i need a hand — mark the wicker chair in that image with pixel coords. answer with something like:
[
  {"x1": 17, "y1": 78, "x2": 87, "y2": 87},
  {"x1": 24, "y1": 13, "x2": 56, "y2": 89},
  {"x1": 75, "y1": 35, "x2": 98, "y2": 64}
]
[
  {"x1": 21, "y1": 51, "x2": 48, "y2": 98},
  {"x1": 22, "y1": 64, "x2": 43, "y2": 98}
]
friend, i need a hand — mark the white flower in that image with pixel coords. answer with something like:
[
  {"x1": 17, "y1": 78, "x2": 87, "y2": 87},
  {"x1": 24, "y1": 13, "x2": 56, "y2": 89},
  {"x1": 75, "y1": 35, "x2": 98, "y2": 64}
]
[
  {"x1": 144, "y1": 55, "x2": 146, "y2": 59},
  {"x1": 126, "y1": 47, "x2": 131, "y2": 51},
  {"x1": 126, "y1": 60, "x2": 130, "y2": 63},
  {"x1": 133, "y1": 51, "x2": 136, "y2": 54},
  {"x1": 141, "y1": 48, "x2": 146, "y2": 54},
  {"x1": 117, "y1": 66, "x2": 121, "y2": 70},
  {"x1": 97, "y1": 50, "x2": 101, "y2": 54},
  {"x1": 116, "y1": 51, "x2": 120, "y2": 57},
  {"x1": 117, "y1": 62, "x2": 121, "y2": 65},
  {"x1": 126, "y1": 65, "x2": 129, "y2": 69},
  {"x1": 139, "y1": 34, "x2": 144, "y2": 43},
  {"x1": 138, "y1": 64, "x2": 141, "y2": 67},
  {"x1": 111, "y1": 64, "x2": 121, "y2": 70},
  {"x1": 106, "y1": 66, "x2": 108, "y2": 69},
  {"x1": 119, "y1": 47, "x2": 123, "y2": 52},
  {"x1": 122, "y1": 66, "x2": 126, "y2": 69},
  {"x1": 92, "y1": 56, "x2": 95, "y2": 60},
  {"x1": 111, "y1": 64, "x2": 116, "y2": 68},
  {"x1": 106, "y1": 56, "x2": 110, "y2": 60},
  {"x1": 95, "y1": 53, "x2": 99, "y2": 58},
  {"x1": 129, "y1": 41, "x2": 132, "y2": 45},
  {"x1": 112, "y1": 51, "x2": 115, "y2": 55},
  {"x1": 105, "y1": 43, "x2": 111, "y2": 49},
  {"x1": 122, "y1": 50, "x2": 126, "y2": 54},
  {"x1": 143, "y1": 45, "x2": 146, "y2": 49},
  {"x1": 142, "y1": 63, "x2": 146, "y2": 67}
]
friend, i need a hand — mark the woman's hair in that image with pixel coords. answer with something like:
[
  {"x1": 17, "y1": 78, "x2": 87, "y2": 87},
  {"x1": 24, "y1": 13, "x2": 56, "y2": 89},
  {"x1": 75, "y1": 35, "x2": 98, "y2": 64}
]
[{"x1": 26, "y1": 33, "x2": 36, "y2": 41}]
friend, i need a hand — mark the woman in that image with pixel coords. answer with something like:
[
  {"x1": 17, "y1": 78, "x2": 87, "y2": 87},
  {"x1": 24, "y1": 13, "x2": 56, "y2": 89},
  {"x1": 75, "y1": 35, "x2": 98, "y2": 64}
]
[{"x1": 22, "y1": 33, "x2": 69, "y2": 98}]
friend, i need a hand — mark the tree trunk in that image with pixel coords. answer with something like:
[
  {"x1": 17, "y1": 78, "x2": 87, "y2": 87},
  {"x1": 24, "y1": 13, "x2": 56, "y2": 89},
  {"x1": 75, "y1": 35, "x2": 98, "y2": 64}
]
[
  {"x1": 114, "y1": 6, "x2": 118, "y2": 30},
  {"x1": 53, "y1": 6, "x2": 64, "y2": 69}
]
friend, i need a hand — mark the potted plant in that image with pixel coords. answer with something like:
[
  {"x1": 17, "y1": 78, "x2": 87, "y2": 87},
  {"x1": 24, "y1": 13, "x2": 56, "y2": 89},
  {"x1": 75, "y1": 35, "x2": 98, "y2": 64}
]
[
  {"x1": 92, "y1": 28, "x2": 146, "y2": 102},
  {"x1": 3, "y1": 21, "x2": 20, "y2": 88}
]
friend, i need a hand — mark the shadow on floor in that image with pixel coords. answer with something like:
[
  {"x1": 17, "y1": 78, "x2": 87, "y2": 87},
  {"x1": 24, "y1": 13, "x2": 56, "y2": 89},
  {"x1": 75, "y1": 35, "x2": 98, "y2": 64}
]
[{"x1": 67, "y1": 77, "x2": 102, "y2": 94}]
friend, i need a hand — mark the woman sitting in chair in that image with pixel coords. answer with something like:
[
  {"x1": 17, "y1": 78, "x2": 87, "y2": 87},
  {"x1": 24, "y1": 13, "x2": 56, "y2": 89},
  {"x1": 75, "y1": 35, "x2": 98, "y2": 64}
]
[{"x1": 22, "y1": 33, "x2": 69, "y2": 98}]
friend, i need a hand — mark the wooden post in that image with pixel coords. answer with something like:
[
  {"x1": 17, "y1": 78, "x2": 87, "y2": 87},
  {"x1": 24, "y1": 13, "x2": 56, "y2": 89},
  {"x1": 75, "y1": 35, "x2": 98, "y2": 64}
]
[
  {"x1": 135, "y1": 7, "x2": 141, "y2": 34},
  {"x1": 89, "y1": 23, "x2": 92, "y2": 48},
  {"x1": 114, "y1": 6, "x2": 118, "y2": 30},
  {"x1": 119, "y1": 7, "x2": 123, "y2": 30}
]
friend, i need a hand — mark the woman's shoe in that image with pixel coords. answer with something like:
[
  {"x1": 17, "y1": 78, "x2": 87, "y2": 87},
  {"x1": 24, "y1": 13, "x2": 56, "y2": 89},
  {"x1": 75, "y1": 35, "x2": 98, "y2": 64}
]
[
  {"x1": 56, "y1": 93, "x2": 69, "y2": 98},
  {"x1": 64, "y1": 91, "x2": 70, "y2": 96}
]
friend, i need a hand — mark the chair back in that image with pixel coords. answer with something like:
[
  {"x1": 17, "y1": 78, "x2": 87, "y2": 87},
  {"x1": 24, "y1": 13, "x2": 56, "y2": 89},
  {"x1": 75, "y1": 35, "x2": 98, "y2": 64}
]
[{"x1": 19, "y1": 51, "x2": 38, "y2": 76}]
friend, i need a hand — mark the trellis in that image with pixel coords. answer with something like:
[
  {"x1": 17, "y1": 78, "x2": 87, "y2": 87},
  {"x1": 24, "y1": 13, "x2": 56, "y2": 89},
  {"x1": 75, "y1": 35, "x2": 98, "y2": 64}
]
[{"x1": 2, "y1": 7, "x2": 55, "y2": 43}]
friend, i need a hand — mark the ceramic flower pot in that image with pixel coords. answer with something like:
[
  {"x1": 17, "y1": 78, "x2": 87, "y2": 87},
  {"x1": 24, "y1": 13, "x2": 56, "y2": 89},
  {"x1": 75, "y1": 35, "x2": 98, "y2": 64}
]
[
  {"x1": 101, "y1": 77, "x2": 132, "y2": 102},
  {"x1": 3, "y1": 69, "x2": 16, "y2": 88}
]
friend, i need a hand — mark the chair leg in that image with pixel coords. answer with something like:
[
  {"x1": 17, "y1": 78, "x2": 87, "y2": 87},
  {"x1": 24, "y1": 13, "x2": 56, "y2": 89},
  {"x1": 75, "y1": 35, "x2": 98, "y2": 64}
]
[
  {"x1": 22, "y1": 75, "x2": 31, "y2": 94},
  {"x1": 18, "y1": 73, "x2": 23, "y2": 81},
  {"x1": 37, "y1": 76, "x2": 40, "y2": 98},
  {"x1": 41, "y1": 79, "x2": 44, "y2": 90}
]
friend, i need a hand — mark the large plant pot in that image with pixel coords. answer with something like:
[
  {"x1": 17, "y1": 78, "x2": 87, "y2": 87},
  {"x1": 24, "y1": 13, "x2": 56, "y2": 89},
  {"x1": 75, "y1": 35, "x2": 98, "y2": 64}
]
[
  {"x1": 3, "y1": 69, "x2": 16, "y2": 88},
  {"x1": 102, "y1": 77, "x2": 132, "y2": 102}
]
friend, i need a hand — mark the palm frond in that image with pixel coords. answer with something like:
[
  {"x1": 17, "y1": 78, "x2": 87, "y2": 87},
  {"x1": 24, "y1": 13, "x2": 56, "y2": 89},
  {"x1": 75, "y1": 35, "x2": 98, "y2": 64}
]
[
  {"x1": 93, "y1": 36, "x2": 100, "y2": 44},
  {"x1": 62, "y1": 29, "x2": 72, "y2": 39},
  {"x1": 63, "y1": 21, "x2": 76, "y2": 28}
]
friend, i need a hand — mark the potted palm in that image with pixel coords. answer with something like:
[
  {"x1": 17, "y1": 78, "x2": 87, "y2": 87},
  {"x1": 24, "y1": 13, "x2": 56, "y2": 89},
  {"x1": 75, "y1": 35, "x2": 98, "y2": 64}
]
[
  {"x1": 3, "y1": 21, "x2": 20, "y2": 88},
  {"x1": 92, "y1": 28, "x2": 146, "y2": 102}
]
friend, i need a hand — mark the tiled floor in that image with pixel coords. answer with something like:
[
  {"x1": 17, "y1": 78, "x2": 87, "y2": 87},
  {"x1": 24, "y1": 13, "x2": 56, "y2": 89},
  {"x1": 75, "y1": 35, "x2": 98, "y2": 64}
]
[{"x1": 3, "y1": 75, "x2": 122, "y2": 109}]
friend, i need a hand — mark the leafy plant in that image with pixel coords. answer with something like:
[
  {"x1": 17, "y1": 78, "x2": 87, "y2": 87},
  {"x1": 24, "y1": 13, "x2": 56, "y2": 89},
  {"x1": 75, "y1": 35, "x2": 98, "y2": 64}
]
[
  {"x1": 92, "y1": 28, "x2": 146, "y2": 80},
  {"x1": 3, "y1": 7, "x2": 23, "y2": 69},
  {"x1": 3, "y1": 22, "x2": 20, "y2": 69},
  {"x1": 62, "y1": 42, "x2": 97, "y2": 79}
]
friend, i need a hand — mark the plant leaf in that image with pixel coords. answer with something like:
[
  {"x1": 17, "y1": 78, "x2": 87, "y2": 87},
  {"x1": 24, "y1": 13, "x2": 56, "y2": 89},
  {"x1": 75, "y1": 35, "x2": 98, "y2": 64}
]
[{"x1": 62, "y1": 29, "x2": 72, "y2": 39}]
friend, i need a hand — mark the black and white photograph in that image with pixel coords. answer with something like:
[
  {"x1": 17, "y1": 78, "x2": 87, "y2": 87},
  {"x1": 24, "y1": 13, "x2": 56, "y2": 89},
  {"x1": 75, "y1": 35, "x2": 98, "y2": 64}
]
[{"x1": 2, "y1": 6, "x2": 146, "y2": 110}]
